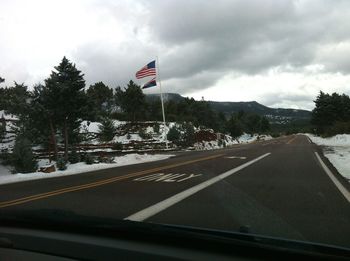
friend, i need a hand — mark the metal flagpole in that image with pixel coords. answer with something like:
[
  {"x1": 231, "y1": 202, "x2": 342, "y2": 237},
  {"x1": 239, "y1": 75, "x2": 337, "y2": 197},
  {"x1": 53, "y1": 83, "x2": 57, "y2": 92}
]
[{"x1": 156, "y1": 56, "x2": 168, "y2": 149}]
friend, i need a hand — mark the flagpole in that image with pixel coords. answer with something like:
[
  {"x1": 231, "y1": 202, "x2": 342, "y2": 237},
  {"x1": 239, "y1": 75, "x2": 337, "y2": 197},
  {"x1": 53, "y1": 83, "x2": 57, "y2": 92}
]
[{"x1": 156, "y1": 56, "x2": 168, "y2": 149}]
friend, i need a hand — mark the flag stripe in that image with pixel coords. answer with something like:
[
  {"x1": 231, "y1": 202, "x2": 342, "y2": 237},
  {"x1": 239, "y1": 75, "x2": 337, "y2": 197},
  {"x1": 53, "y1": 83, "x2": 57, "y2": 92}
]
[
  {"x1": 136, "y1": 70, "x2": 156, "y2": 79},
  {"x1": 135, "y1": 60, "x2": 156, "y2": 79}
]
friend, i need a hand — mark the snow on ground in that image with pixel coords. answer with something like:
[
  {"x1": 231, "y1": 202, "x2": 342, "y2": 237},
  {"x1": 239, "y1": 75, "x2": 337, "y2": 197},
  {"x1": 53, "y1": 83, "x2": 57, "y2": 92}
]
[
  {"x1": 80, "y1": 120, "x2": 126, "y2": 134},
  {"x1": 0, "y1": 110, "x2": 18, "y2": 120},
  {"x1": 194, "y1": 134, "x2": 273, "y2": 150},
  {"x1": 238, "y1": 134, "x2": 273, "y2": 143},
  {"x1": 114, "y1": 133, "x2": 143, "y2": 143},
  {"x1": 0, "y1": 164, "x2": 11, "y2": 176},
  {"x1": 0, "y1": 153, "x2": 174, "y2": 185},
  {"x1": 306, "y1": 134, "x2": 350, "y2": 180},
  {"x1": 80, "y1": 121, "x2": 101, "y2": 133}
]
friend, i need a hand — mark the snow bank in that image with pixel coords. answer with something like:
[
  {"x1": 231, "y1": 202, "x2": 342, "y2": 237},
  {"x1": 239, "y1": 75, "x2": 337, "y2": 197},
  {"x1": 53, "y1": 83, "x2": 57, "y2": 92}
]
[
  {"x1": 307, "y1": 134, "x2": 350, "y2": 180},
  {"x1": 0, "y1": 153, "x2": 174, "y2": 185},
  {"x1": 238, "y1": 134, "x2": 272, "y2": 143},
  {"x1": 194, "y1": 134, "x2": 272, "y2": 150},
  {"x1": 306, "y1": 134, "x2": 350, "y2": 147}
]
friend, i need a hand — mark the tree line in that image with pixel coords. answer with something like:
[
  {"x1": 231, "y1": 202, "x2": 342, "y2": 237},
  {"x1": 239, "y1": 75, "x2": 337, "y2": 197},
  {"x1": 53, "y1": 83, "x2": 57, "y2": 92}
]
[
  {"x1": 0, "y1": 57, "x2": 271, "y2": 172},
  {"x1": 311, "y1": 91, "x2": 350, "y2": 136}
]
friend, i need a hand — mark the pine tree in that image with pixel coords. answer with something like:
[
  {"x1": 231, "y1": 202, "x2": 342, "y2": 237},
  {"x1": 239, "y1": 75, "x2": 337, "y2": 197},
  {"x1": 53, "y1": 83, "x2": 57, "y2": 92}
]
[
  {"x1": 43, "y1": 57, "x2": 88, "y2": 160},
  {"x1": 116, "y1": 80, "x2": 146, "y2": 121},
  {"x1": 12, "y1": 135, "x2": 37, "y2": 173},
  {"x1": 98, "y1": 118, "x2": 116, "y2": 142},
  {"x1": 181, "y1": 122, "x2": 195, "y2": 147},
  {"x1": 86, "y1": 82, "x2": 114, "y2": 119},
  {"x1": 226, "y1": 115, "x2": 243, "y2": 138},
  {"x1": 167, "y1": 126, "x2": 181, "y2": 143},
  {"x1": 260, "y1": 117, "x2": 270, "y2": 133}
]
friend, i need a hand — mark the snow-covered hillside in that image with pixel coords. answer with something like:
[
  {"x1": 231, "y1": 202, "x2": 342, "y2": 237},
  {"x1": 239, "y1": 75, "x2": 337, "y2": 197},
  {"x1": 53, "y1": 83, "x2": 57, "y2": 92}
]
[{"x1": 0, "y1": 110, "x2": 273, "y2": 182}]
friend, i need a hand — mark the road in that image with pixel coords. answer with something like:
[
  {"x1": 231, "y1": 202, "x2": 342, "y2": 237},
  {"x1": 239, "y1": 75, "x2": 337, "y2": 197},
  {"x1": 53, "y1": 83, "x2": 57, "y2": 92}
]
[{"x1": 1, "y1": 134, "x2": 350, "y2": 248}]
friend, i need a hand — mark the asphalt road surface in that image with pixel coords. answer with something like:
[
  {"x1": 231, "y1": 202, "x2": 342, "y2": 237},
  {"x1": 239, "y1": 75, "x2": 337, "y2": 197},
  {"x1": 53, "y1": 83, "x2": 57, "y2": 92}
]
[{"x1": 1, "y1": 134, "x2": 350, "y2": 248}]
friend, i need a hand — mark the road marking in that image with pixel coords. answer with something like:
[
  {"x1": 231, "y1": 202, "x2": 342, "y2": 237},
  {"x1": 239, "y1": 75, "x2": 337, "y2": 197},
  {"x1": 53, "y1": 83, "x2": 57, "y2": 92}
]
[
  {"x1": 225, "y1": 156, "x2": 247, "y2": 159},
  {"x1": 0, "y1": 154, "x2": 224, "y2": 209},
  {"x1": 286, "y1": 136, "x2": 297, "y2": 144},
  {"x1": 315, "y1": 152, "x2": 350, "y2": 203},
  {"x1": 133, "y1": 173, "x2": 202, "y2": 183},
  {"x1": 125, "y1": 153, "x2": 271, "y2": 222}
]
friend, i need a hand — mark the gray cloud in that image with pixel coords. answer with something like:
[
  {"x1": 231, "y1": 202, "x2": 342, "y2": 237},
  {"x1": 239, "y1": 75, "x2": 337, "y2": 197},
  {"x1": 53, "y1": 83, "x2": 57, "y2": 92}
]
[{"x1": 2, "y1": 0, "x2": 350, "y2": 109}]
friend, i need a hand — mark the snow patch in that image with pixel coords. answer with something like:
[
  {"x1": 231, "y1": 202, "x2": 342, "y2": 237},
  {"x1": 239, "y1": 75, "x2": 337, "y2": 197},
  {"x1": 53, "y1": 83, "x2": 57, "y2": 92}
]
[
  {"x1": 0, "y1": 153, "x2": 174, "y2": 185},
  {"x1": 306, "y1": 134, "x2": 350, "y2": 180}
]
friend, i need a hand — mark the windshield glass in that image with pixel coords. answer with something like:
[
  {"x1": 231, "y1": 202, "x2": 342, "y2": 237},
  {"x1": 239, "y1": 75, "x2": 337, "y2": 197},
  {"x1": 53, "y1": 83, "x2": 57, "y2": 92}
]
[{"x1": 1, "y1": 0, "x2": 350, "y2": 252}]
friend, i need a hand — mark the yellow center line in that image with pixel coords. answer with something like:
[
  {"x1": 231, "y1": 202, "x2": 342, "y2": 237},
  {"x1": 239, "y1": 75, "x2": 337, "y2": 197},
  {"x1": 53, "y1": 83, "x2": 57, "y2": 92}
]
[
  {"x1": 286, "y1": 136, "x2": 297, "y2": 144},
  {"x1": 0, "y1": 153, "x2": 224, "y2": 209}
]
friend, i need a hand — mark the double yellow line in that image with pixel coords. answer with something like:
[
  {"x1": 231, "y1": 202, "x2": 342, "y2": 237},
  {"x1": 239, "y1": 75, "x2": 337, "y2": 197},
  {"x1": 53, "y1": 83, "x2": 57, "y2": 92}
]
[{"x1": 0, "y1": 154, "x2": 224, "y2": 209}]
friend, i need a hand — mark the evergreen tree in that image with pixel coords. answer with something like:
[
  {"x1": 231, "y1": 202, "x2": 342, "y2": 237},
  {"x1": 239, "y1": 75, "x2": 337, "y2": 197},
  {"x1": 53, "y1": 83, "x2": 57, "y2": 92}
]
[
  {"x1": 245, "y1": 114, "x2": 261, "y2": 134},
  {"x1": 167, "y1": 126, "x2": 181, "y2": 143},
  {"x1": 260, "y1": 116, "x2": 270, "y2": 133},
  {"x1": 98, "y1": 118, "x2": 116, "y2": 142},
  {"x1": 226, "y1": 115, "x2": 243, "y2": 138},
  {"x1": 12, "y1": 135, "x2": 37, "y2": 173},
  {"x1": 3, "y1": 82, "x2": 31, "y2": 116},
  {"x1": 311, "y1": 91, "x2": 350, "y2": 134},
  {"x1": 181, "y1": 122, "x2": 195, "y2": 147},
  {"x1": 86, "y1": 82, "x2": 114, "y2": 119},
  {"x1": 43, "y1": 56, "x2": 88, "y2": 160},
  {"x1": 116, "y1": 80, "x2": 146, "y2": 121}
]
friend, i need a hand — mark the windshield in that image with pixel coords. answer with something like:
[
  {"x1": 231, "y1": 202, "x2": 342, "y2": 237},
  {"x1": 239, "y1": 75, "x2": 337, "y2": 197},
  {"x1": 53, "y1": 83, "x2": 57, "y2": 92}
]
[{"x1": 1, "y1": 0, "x2": 350, "y2": 252}]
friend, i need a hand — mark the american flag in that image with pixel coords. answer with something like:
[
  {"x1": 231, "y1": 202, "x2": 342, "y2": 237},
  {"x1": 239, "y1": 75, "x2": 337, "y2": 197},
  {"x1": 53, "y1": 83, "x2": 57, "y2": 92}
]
[{"x1": 136, "y1": 60, "x2": 156, "y2": 79}]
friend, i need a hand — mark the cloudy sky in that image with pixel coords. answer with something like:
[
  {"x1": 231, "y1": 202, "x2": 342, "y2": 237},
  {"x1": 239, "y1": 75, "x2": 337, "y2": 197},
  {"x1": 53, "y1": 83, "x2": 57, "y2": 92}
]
[{"x1": 1, "y1": 0, "x2": 350, "y2": 110}]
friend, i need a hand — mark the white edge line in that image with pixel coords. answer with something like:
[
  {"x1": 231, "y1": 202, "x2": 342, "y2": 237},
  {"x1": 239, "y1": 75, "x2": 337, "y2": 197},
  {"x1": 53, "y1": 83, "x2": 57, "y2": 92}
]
[
  {"x1": 315, "y1": 152, "x2": 350, "y2": 203},
  {"x1": 124, "y1": 152, "x2": 271, "y2": 222}
]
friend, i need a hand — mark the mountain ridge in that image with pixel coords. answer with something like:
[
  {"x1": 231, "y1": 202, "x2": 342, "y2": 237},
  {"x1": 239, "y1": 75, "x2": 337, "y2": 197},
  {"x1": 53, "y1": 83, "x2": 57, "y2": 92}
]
[{"x1": 145, "y1": 93, "x2": 311, "y2": 124}]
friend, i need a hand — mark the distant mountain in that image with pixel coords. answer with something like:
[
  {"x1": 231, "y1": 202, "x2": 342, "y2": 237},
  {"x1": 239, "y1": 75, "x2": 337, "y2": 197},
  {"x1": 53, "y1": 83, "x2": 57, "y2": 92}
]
[
  {"x1": 145, "y1": 93, "x2": 311, "y2": 124},
  {"x1": 145, "y1": 93, "x2": 184, "y2": 103}
]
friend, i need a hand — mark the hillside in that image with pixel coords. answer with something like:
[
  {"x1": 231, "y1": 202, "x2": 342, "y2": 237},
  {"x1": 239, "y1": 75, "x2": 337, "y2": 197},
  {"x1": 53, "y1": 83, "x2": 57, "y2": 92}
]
[{"x1": 145, "y1": 93, "x2": 311, "y2": 124}]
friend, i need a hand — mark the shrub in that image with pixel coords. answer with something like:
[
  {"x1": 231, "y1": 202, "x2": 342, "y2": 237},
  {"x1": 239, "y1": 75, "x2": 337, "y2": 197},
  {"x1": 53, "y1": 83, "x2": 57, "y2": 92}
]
[
  {"x1": 56, "y1": 157, "x2": 67, "y2": 171},
  {"x1": 139, "y1": 128, "x2": 152, "y2": 139},
  {"x1": 12, "y1": 136, "x2": 37, "y2": 173},
  {"x1": 167, "y1": 126, "x2": 181, "y2": 142},
  {"x1": 68, "y1": 149, "x2": 80, "y2": 164},
  {"x1": 111, "y1": 142, "x2": 123, "y2": 150},
  {"x1": 85, "y1": 153, "x2": 95, "y2": 165},
  {"x1": 98, "y1": 118, "x2": 116, "y2": 142},
  {"x1": 181, "y1": 122, "x2": 195, "y2": 147},
  {"x1": 98, "y1": 156, "x2": 115, "y2": 163},
  {"x1": 154, "y1": 122, "x2": 160, "y2": 133},
  {"x1": 271, "y1": 132, "x2": 280, "y2": 138}
]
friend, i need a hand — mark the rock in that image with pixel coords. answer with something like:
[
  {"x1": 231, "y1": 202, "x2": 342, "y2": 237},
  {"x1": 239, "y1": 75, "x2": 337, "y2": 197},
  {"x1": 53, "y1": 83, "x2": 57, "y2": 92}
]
[{"x1": 38, "y1": 164, "x2": 56, "y2": 173}]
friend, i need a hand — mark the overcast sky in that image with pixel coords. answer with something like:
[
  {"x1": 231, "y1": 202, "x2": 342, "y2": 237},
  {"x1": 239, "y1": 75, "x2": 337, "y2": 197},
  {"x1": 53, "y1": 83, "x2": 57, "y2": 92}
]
[{"x1": 1, "y1": 0, "x2": 350, "y2": 110}]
